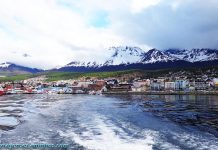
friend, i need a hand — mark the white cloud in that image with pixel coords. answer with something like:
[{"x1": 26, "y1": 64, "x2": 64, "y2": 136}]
[
  {"x1": 131, "y1": 0, "x2": 161, "y2": 13},
  {"x1": 0, "y1": 0, "x2": 129, "y2": 69},
  {"x1": 0, "y1": 0, "x2": 217, "y2": 69}
]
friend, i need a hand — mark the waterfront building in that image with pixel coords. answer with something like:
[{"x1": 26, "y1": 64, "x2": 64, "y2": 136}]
[
  {"x1": 94, "y1": 80, "x2": 106, "y2": 86},
  {"x1": 76, "y1": 81, "x2": 93, "y2": 88},
  {"x1": 214, "y1": 78, "x2": 218, "y2": 90},
  {"x1": 188, "y1": 81, "x2": 195, "y2": 91},
  {"x1": 195, "y1": 81, "x2": 207, "y2": 90},
  {"x1": 165, "y1": 82, "x2": 175, "y2": 90},
  {"x1": 133, "y1": 80, "x2": 146, "y2": 88},
  {"x1": 151, "y1": 79, "x2": 164, "y2": 91},
  {"x1": 175, "y1": 80, "x2": 188, "y2": 91},
  {"x1": 109, "y1": 83, "x2": 132, "y2": 92}
]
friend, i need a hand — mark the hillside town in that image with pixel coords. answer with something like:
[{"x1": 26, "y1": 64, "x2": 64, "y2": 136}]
[{"x1": 0, "y1": 75, "x2": 218, "y2": 96}]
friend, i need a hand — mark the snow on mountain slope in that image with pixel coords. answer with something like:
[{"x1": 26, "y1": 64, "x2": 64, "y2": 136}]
[
  {"x1": 0, "y1": 62, "x2": 11, "y2": 68},
  {"x1": 164, "y1": 49, "x2": 218, "y2": 62},
  {"x1": 66, "y1": 61, "x2": 100, "y2": 68},
  {"x1": 104, "y1": 46, "x2": 145, "y2": 66},
  {"x1": 63, "y1": 47, "x2": 218, "y2": 69},
  {"x1": 0, "y1": 62, "x2": 43, "y2": 74},
  {"x1": 141, "y1": 49, "x2": 176, "y2": 63},
  {"x1": 65, "y1": 46, "x2": 146, "y2": 68}
]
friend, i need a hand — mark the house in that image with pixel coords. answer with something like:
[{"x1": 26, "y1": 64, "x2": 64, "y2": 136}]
[
  {"x1": 69, "y1": 85, "x2": 86, "y2": 94},
  {"x1": 164, "y1": 82, "x2": 175, "y2": 91},
  {"x1": 87, "y1": 80, "x2": 106, "y2": 91},
  {"x1": 132, "y1": 80, "x2": 148, "y2": 92},
  {"x1": 175, "y1": 80, "x2": 188, "y2": 91},
  {"x1": 106, "y1": 79, "x2": 118, "y2": 85},
  {"x1": 205, "y1": 79, "x2": 214, "y2": 87},
  {"x1": 94, "y1": 80, "x2": 106, "y2": 86},
  {"x1": 133, "y1": 79, "x2": 150, "y2": 87},
  {"x1": 213, "y1": 78, "x2": 218, "y2": 90},
  {"x1": 188, "y1": 81, "x2": 195, "y2": 91},
  {"x1": 74, "y1": 81, "x2": 92, "y2": 88},
  {"x1": 150, "y1": 79, "x2": 164, "y2": 91},
  {"x1": 205, "y1": 78, "x2": 214, "y2": 90},
  {"x1": 88, "y1": 84, "x2": 104, "y2": 91},
  {"x1": 195, "y1": 81, "x2": 207, "y2": 90},
  {"x1": 109, "y1": 83, "x2": 132, "y2": 92},
  {"x1": 68, "y1": 81, "x2": 92, "y2": 93},
  {"x1": 132, "y1": 86, "x2": 147, "y2": 92}
]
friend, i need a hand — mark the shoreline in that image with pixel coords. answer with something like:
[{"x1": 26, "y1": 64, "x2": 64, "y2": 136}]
[
  {"x1": 103, "y1": 91, "x2": 218, "y2": 95},
  {"x1": 1, "y1": 91, "x2": 218, "y2": 96}
]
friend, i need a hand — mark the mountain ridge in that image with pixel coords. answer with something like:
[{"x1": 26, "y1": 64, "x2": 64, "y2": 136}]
[
  {"x1": 57, "y1": 47, "x2": 218, "y2": 72},
  {"x1": 0, "y1": 62, "x2": 43, "y2": 76},
  {"x1": 1, "y1": 47, "x2": 218, "y2": 74}
]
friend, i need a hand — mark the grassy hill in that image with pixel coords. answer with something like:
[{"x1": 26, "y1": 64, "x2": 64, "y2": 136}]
[
  {"x1": 0, "y1": 74, "x2": 32, "y2": 82},
  {"x1": 44, "y1": 70, "x2": 144, "y2": 81},
  {"x1": 0, "y1": 66, "x2": 218, "y2": 82},
  {"x1": 0, "y1": 70, "x2": 144, "y2": 82}
]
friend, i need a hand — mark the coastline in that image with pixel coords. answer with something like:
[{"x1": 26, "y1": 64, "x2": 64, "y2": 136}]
[{"x1": 103, "y1": 91, "x2": 218, "y2": 95}]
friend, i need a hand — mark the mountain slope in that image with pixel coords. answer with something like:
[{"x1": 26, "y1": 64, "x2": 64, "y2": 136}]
[
  {"x1": 104, "y1": 46, "x2": 144, "y2": 65},
  {"x1": 141, "y1": 48, "x2": 177, "y2": 63},
  {"x1": 164, "y1": 48, "x2": 218, "y2": 62},
  {"x1": 0, "y1": 62, "x2": 43, "y2": 76},
  {"x1": 55, "y1": 47, "x2": 218, "y2": 72}
]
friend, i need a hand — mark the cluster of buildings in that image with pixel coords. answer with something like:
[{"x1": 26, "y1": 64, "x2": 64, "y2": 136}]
[{"x1": 0, "y1": 76, "x2": 218, "y2": 95}]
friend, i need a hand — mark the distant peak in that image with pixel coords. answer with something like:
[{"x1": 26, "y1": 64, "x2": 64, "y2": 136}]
[{"x1": 0, "y1": 62, "x2": 13, "y2": 68}]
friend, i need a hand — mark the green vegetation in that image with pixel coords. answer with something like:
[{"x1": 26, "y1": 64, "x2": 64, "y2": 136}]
[
  {"x1": 0, "y1": 74, "x2": 32, "y2": 82},
  {"x1": 0, "y1": 70, "x2": 143, "y2": 82},
  {"x1": 45, "y1": 70, "x2": 143, "y2": 81},
  {"x1": 1, "y1": 66, "x2": 218, "y2": 82}
]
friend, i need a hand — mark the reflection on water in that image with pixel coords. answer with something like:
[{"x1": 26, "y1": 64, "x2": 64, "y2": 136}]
[{"x1": 0, "y1": 94, "x2": 217, "y2": 150}]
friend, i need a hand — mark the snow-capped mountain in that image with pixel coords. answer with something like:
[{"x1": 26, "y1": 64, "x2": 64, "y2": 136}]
[
  {"x1": 54, "y1": 47, "x2": 218, "y2": 72},
  {"x1": 2, "y1": 47, "x2": 217, "y2": 74},
  {"x1": 164, "y1": 48, "x2": 218, "y2": 62},
  {"x1": 64, "y1": 46, "x2": 145, "y2": 68},
  {"x1": 0, "y1": 62, "x2": 43, "y2": 75},
  {"x1": 0, "y1": 62, "x2": 11, "y2": 68},
  {"x1": 66, "y1": 61, "x2": 101, "y2": 68},
  {"x1": 141, "y1": 48, "x2": 177, "y2": 63},
  {"x1": 103, "y1": 46, "x2": 145, "y2": 66}
]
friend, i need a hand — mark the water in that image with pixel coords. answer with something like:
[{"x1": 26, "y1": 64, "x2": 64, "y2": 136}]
[{"x1": 0, "y1": 94, "x2": 217, "y2": 150}]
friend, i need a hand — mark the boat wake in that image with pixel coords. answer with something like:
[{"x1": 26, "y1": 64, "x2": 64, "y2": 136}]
[
  {"x1": 58, "y1": 115, "x2": 157, "y2": 150},
  {"x1": 58, "y1": 112, "x2": 218, "y2": 150}
]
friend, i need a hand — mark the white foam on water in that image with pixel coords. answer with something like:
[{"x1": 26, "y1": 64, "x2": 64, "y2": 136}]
[
  {"x1": 0, "y1": 117, "x2": 19, "y2": 127},
  {"x1": 0, "y1": 113, "x2": 10, "y2": 117},
  {"x1": 59, "y1": 115, "x2": 157, "y2": 150},
  {"x1": 169, "y1": 132, "x2": 218, "y2": 150},
  {"x1": 58, "y1": 114, "x2": 218, "y2": 150}
]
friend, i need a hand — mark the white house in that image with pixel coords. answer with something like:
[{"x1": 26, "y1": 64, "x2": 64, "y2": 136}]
[
  {"x1": 175, "y1": 80, "x2": 188, "y2": 91},
  {"x1": 151, "y1": 79, "x2": 164, "y2": 91},
  {"x1": 165, "y1": 82, "x2": 175, "y2": 90}
]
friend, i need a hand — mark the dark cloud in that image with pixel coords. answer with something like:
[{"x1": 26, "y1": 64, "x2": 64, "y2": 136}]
[
  {"x1": 112, "y1": 0, "x2": 218, "y2": 49},
  {"x1": 23, "y1": 53, "x2": 31, "y2": 57}
]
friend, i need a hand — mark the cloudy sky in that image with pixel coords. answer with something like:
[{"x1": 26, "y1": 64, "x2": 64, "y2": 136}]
[{"x1": 0, "y1": 0, "x2": 217, "y2": 69}]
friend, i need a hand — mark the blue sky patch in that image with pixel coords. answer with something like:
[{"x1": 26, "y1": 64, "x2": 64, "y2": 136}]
[{"x1": 89, "y1": 11, "x2": 109, "y2": 28}]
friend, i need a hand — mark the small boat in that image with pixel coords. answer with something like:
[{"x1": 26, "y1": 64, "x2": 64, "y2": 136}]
[
  {"x1": 5, "y1": 89, "x2": 16, "y2": 95},
  {"x1": 73, "y1": 90, "x2": 85, "y2": 94},
  {"x1": 23, "y1": 89, "x2": 34, "y2": 94},
  {"x1": 14, "y1": 88, "x2": 24, "y2": 94},
  {"x1": 96, "y1": 90, "x2": 102, "y2": 95},
  {"x1": 89, "y1": 90, "x2": 102, "y2": 95},
  {"x1": 88, "y1": 90, "x2": 96, "y2": 95},
  {"x1": 0, "y1": 87, "x2": 5, "y2": 96}
]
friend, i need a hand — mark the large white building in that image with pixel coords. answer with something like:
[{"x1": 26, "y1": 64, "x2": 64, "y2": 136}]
[{"x1": 175, "y1": 80, "x2": 188, "y2": 90}]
